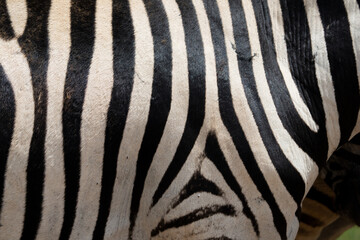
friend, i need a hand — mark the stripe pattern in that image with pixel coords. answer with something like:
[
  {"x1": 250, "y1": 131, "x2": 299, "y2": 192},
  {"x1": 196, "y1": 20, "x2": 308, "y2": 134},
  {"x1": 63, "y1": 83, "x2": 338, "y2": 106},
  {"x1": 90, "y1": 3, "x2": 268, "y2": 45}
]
[{"x1": 0, "y1": 0, "x2": 359, "y2": 239}]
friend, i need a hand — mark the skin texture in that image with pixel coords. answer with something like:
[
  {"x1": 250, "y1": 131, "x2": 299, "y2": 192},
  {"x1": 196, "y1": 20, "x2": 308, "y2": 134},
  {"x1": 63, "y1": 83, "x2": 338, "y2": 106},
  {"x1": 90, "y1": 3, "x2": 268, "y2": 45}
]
[{"x1": 0, "y1": 0, "x2": 359, "y2": 239}]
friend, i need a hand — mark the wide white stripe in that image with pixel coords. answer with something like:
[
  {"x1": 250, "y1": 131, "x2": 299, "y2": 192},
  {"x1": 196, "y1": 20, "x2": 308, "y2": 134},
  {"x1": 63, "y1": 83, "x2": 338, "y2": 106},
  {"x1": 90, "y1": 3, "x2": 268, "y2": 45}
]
[
  {"x1": 36, "y1": 0, "x2": 70, "y2": 239},
  {"x1": 242, "y1": 0, "x2": 318, "y2": 191},
  {"x1": 6, "y1": 0, "x2": 27, "y2": 37},
  {"x1": 70, "y1": 0, "x2": 114, "y2": 238},
  {"x1": 267, "y1": 0, "x2": 319, "y2": 132},
  {"x1": 0, "y1": 39, "x2": 34, "y2": 240},
  {"x1": 217, "y1": 0, "x2": 298, "y2": 238},
  {"x1": 135, "y1": 0, "x2": 189, "y2": 233},
  {"x1": 303, "y1": 0, "x2": 340, "y2": 158},
  {"x1": 343, "y1": 0, "x2": 360, "y2": 139},
  {"x1": 104, "y1": 0, "x2": 154, "y2": 238}
]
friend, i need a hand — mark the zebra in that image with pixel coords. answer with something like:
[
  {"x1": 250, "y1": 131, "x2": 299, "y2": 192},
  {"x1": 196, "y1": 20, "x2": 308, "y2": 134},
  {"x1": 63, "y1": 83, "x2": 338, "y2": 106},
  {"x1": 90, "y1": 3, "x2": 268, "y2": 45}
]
[
  {"x1": 0, "y1": 0, "x2": 359, "y2": 239},
  {"x1": 297, "y1": 134, "x2": 360, "y2": 240}
]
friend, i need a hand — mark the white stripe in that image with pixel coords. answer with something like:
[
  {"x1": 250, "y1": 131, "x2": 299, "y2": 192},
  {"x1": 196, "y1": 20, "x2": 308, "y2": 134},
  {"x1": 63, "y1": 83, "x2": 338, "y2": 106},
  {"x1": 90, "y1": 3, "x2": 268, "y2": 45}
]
[
  {"x1": 104, "y1": 0, "x2": 154, "y2": 238},
  {"x1": 303, "y1": 0, "x2": 341, "y2": 158},
  {"x1": 6, "y1": 0, "x2": 27, "y2": 37},
  {"x1": 242, "y1": 0, "x2": 318, "y2": 191},
  {"x1": 267, "y1": 0, "x2": 319, "y2": 132},
  {"x1": 0, "y1": 39, "x2": 34, "y2": 240},
  {"x1": 36, "y1": 0, "x2": 71, "y2": 239},
  {"x1": 343, "y1": 0, "x2": 360, "y2": 139},
  {"x1": 70, "y1": 0, "x2": 114, "y2": 238},
  {"x1": 135, "y1": 0, "x2": 189, "y2": 232},
  {"x1": 217, "y1": 0, "x2": 298, "y2": 238}
]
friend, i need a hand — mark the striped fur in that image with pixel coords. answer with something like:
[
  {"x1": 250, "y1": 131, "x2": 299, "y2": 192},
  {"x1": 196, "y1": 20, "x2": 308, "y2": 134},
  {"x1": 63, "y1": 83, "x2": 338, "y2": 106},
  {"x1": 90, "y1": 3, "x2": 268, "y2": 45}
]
[{"x1": 0, "y1": 0, "x2": 359, "y2": 239}]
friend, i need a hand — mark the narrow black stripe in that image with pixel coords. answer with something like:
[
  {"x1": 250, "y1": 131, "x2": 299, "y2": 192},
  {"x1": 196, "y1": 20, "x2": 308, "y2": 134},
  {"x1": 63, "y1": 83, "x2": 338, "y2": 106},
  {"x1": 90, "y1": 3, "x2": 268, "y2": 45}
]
[
  {"x1": 92, "y1": 0, "x2": 135, "y2": 239},
  {"x1": 279, "y1": 0, "x2": 328, "y2": 163},
  {"x1": 18, "y1": 1, "x2": 50, "y2": 238},
  {"x1": 357, "y1": 0, "x2": 360, "y2": 9},
  {"x1": 213, "y1": 0, "x2": 288, "y2": 238},
  {"x1": 0, "y1": 65, "x2": 15, "y2": 215},
  {"x1": 317, "y1": 0, "x2": 360, "y2": 146},
  {"x1": 171, "y1": 171, "x2": 223, "y2": 210},
  {"x1": 0, "y1": 0, "x2": 15, "y2": 40},
  {"x1": 350, "y1": 133, "x2": 360, "y2": 145},
  {"x1": 205, "y1": 133, "x2": 259, "y2": 236},
  {"x1": 151, "y1": 204, "x2": 236, "y2": 237},
  {"x1": 305, "y1": 187, "x2": 335, "y2": 212},
  {"x1": 129, "y1": 0, "x2": 172, "y2": 237},
  {"x1": 333, "y1": 148, "x2": 360, "y2": 164},
  {"x1": 151, "y1": 0, "x2": 206, "y2": 207},
  {"x1": 60, "y1": 0, "x2": 96, "y2": 239}
]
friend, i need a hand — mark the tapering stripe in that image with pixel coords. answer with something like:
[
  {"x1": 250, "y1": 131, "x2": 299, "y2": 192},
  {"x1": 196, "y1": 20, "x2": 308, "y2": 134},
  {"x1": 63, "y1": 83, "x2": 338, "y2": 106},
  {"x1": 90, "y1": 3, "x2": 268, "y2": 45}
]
[
  {"x1": 204, "y1": 133, "x2": 259, "y2": 236},
  {"x1": 129, "y1": 0, "x2": 172, "y2": 236},
  {"x1": 0, "y1": 0, "x2": 14, "y2": 40},
  {"x1": 151, "y1": 0, "x2": 206, "y2": 208},
  {"x1": 18, "y1": 0, "x2": 51, "y2": 238},
  {"x1": 205, "y1": 0, "x2": 286, "y2": 237},
  {"x1": 317, "y1": 0, "x2": 359, "y2": 146},
  {"x1": 60, "y1": 0, "x2": 96, "y2": 238},
  {"x1": 0, "y1": 65, "x2": 15, "y2": 215},
  {"x1": 279, "y1": 0, "x2": 327, "y2": 164},
  {"x1": 305, "y1": 187, "x2": 335, "y2": 212},
  {"x1": 92, "y1": 0, "x2": 135, "y2": 239}
]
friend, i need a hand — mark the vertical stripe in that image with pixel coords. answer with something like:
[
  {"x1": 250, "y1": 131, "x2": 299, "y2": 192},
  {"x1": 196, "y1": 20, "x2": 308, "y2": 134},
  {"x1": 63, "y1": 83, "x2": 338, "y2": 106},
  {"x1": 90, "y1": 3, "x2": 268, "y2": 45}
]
[
  {"x1": 151, "y1": 0, "x2": 206, "y2": 208},
  {"x1": 5, "y1": 0, "x2": 27, "y2": 37},
  {"x1": 317, "y1": 0, "x2": 359, "y2": 146},
  {"x1": 60, "y1": 0, "x2": 96, "y2": 238},
  {"x1": 0, "y1": 0, "x2": 14, "y2": 40},
  {"x1": 278, "y1": 0, "x2": 328, "y2": 163},
  {"x1": 92, "y1": 0, "x2": 135, "y2": 238},
  {"x1": 70, "y1": 0, "x2": 113, "y2": 238},
  {"x1": 37, "y1": 0, "x2": 70, "y2": 238},
  {"x1": 129, "y1": 0, "x2": 172, "y2": 237},
  {"x1": 0, "y1": 65, "x2": 15, "y2": 214},
  {"x1": 303, "y1": 0, "x2": 340, "y2": 158},
  {"x1": 0, "y1": 39, "x2": 34, "y2": 240},
  {"x1": 104, "y1": 0, "x2": 154, "y2": 237},
  {"x1": 18, "y1": 0, "x2": 51, "y2": 238},
  {"x1": 343, "y1": 0, "x2": 360, "y2": 139}
]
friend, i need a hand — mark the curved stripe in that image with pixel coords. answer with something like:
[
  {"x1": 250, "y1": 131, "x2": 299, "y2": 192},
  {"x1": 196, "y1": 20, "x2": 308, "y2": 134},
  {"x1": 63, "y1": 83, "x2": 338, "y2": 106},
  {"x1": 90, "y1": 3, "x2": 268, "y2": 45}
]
[
  {"x1": 18, "y1": 1, "x2": 51, "y2": 238},
  {"x1": 70, "y1": 0, "x2": 114, "y2": 238},
  {"x1": 5, "y1": 0, "x2": 27, "y2": 37},
  {"x1": 60, "y1": 0, "x2": 96, "y2": 238},
  {"x1": 104, "y1": 0, "x2": 154, "y2": 237},
  {"x1": 92, "y1": 0, "x2": 135, "y2": 238},
  {"x1": 129, "y1": 0, "x2": 172, "y2": 237},
  {"x1": 317, "y1": 0, "x2": 359, "y2": 147},
  {"x1": 0, "y1": 0, "x2": 15, "y2": 40},
  {"x1": 0, "y1": 64, "x2": 15, "y2": 215},
  {"x1": 0, "y1": 39, "x2": 34, "y2": 240},
  {"x1": 303, "y1": 0, "x2": 340, "y2": 158},
  {"x1": 151, "y1": 0, "x2": 206, "y2": 208},
  {"x1": 37, "y1": 0, "x2": 70, "y2": 239}
]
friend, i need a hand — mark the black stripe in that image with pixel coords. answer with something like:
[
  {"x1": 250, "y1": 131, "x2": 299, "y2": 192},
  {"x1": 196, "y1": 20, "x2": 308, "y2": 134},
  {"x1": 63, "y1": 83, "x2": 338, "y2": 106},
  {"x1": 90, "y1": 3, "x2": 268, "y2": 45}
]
[
  {"x1": 227, "y1": 0, "x2": 290, "y2": 238},
  {"x1": 151, "y1": 0, "x2": 206, "y2": 207},
  {"x1": 129, "y1": 0, "x2": 172, "y2": 237},
  {"x1": 91, "y1": 0, "x2": 135, "y2": 239},
  {"x1": 279, "y1": 0, "x2": 328, "y2": 163},
  {"x1": 357, "y1": 0, "x2": 360, "y2": 11},
  {"x1": 171, "y1": 171, "x2": 223, "y2": 210},
  {"x1": 151, "y1": 204, "x2": 236, "y2": 237},
  {"x1": 350, "y1": 133, "x2": 360, "y2": 145},
  {"x1": 60, "y1": 0, "x2": 96, "y2": 239},
  {"x1": 0, "y1": 65, "x2": 15, "y2": 215},
  {"x1": 17, "y1": 0, "x2": 50, "y2": 238},
  {"x1": 305, "y1": 187, "x2": 335, "y2": 212},
  {"x1": 0, "y1": 0, "x2": 15, "y2": 40},
  {"x1": 204, "y1": 133, "x2": 259, "y2": 236},
  {"x1": 333, "y1": 148, "x2": 360, "y2": 164},
  {"x1": 317, "y1": 0, "x2": 360, "y2": 146}
]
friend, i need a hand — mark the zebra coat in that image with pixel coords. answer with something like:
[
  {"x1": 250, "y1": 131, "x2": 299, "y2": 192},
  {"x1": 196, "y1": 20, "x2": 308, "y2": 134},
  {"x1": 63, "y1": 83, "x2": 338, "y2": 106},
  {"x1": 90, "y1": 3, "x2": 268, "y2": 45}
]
[{"x1": 0, "y1": 0, "x2": 359, "y2": 239}]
